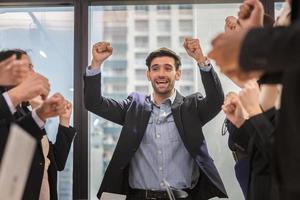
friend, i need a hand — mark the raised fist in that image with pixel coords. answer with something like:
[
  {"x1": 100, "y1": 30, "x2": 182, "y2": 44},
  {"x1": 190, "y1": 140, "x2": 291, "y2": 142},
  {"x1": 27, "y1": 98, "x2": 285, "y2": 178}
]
[
  {"x1": 91, "y1": 42, "x2": 113, "y2": 69},
  {"x1": 183, "y1": 38, "x2": 205, "y2": 64},
  {"x1": 237, "y1": 0, "x2": 264, "y2": 29},
  {"x1": 0, "y1": 55, "x2": 30, "y2": 86}
]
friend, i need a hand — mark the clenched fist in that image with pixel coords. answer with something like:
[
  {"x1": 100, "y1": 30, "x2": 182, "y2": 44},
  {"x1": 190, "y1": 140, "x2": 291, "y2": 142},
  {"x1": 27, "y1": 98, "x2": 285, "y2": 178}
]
[
  {"x1": 183, "y1": 38, "x2": 206, "y2": 64},
  {"x1": 0, "y1": 55, "x2": 30, "y2": 86},
  {"x1": 222, "y1": 92, "x2": 249, "y2": 128},
  {"x1": 59, "y1": 100, "x2": 73, "y2": 127},
  {"x1": 36, "y1": 93, "x2": 66, "y2": 122},
  {"x1": 239, "y1": 80, "x2": 262, "y2": 117},
  {"x1": 91, "y1": 42, "x2": 113, "y2": 69},
  {"x1": 238, "y1": 0, "x2": 264, "y2": 29}
]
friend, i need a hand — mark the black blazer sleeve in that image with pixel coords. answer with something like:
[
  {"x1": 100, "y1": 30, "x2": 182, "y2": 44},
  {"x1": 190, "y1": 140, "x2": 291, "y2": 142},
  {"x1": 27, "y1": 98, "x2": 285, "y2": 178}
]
[
  {"x1": 239, "y1": 23, "x2": 300, "y2": 72},
  {"x1": 50, "y1": 125, "x2": 76, "y2": 171},
  {"x1": 257, "y1": 72, "x2": 283, "y2": 84},
  {"x1": 226, "y1": 119, "x2": 251, "y2": 151},
  {"x1": 84, "y1": 73, "x2": 132, "y2": 126},
  {"x1": 195, "y1": 66, "x2": 224, "y2": 125},
  {"x1": 238, "y1": 108, "x2": 277, "y2": 160}
]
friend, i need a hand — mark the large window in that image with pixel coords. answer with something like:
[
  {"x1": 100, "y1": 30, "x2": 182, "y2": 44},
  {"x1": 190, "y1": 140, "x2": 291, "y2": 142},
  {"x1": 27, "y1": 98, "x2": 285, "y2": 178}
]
[
  {"x1": 0, "y1": 6, "x2": 74, "y2": 200},
  {"x1": 0, "y1": 1, "x2": 278, "y2": 199},
  {"x1": 89, "y1": 3, "x2": 243, "y2": 200}
]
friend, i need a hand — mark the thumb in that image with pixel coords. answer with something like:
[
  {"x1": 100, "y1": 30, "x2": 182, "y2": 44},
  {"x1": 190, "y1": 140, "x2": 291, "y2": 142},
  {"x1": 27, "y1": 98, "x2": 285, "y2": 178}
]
[{"x1": 107, "y1": 46, "x2": 113, "y2": 52}]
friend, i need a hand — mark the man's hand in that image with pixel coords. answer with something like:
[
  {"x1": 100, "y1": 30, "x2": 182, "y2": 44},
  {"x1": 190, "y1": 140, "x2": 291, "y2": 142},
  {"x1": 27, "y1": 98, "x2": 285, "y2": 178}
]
[
  {"x1": 222, "y1": 92, "x2": 249, "y2": 128},
  {"x1": 208, "y1": 29, "x2": 248, "y2": 73},
  {"x1": 0, "y1": 55, "x2": 29, "y2": 86},
  {"x1": 238, "y1": 0, "x2": 264, "y2": 29},
  {"x1": 91, "y1": 42, "x2": 113, "y2": 69},
  {"x1": 239, "y1": 80, "x2": 262, "y2": 117},
  {"x1": 183, "y1": 38, "x2": 206, "y2": 64},
  {"x1": 36, "y1": 93, "x2": 66, "y2": 122},
  {"x1": 59, "y1": 100, "x2": 72, "y2": 127},
  {"x1": 7, "y1": 73, "x2": 50, "y2": 107},
  {"x1": 224, "y1": 16, "x2": 240, "y2": 33},
  {"x1": 29, "y1": 95, "x2": 44, "y2": 109}
]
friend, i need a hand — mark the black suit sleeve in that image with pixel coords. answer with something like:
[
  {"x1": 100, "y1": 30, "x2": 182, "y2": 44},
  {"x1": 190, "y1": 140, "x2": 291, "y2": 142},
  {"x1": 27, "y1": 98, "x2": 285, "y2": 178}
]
[
  {"x1": 84, "y1": 73, "x2": 132, "y2": 125},
  {"x1": 238, "y1": 108, "x2": 277, "y2": 160},
  {"x1": 51, "y1": 125, "x2": 76, "y2": 171},
  {"x1": 240, "y1": 23, "x2": 300, "y2": 72},
  {"x1": 226, "y1": 119, "x2": 251, "y2": 151},
  {"x1": 258, "y1": 72, "x2": 283, "y2": 84},
  {"x1": 196, "y1": 66, "x2": 224, "y2": 125}
]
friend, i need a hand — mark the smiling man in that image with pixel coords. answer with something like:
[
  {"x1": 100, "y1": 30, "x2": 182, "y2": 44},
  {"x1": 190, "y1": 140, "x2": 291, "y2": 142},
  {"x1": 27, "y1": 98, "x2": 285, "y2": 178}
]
[{"x1": 84, "y1": 39, "x2": 226, "y2": 200}]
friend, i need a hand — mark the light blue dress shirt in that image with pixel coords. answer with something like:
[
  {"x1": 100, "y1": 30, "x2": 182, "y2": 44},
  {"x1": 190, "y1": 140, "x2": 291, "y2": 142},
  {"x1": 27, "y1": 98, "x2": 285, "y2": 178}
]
[{"x1": 129, "y1": 91, "x2": 199, "y2": 190}]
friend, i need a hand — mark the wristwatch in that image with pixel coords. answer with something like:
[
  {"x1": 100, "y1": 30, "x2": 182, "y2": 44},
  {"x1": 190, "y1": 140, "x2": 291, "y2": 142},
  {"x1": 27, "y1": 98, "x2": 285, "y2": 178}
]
[{"x1": 198, "y1": 56, "x2": 211, "y2": 67}]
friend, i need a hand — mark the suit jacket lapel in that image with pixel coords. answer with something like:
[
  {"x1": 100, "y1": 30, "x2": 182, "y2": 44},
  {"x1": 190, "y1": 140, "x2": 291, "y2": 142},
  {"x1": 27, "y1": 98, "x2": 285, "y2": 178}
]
[
  {"x1": 137, "y1": 95, "x2": 152, "y2": 143},
  {"x1": 171, "y1": 91, "x2": 185, "y2": 140}
]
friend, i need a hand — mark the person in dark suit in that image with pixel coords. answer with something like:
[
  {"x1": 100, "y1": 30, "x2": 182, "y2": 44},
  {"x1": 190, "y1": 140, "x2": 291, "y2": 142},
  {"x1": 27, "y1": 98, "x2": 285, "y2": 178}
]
[
  {"x1": 84, "y1": 39, "x2": 227, "y2": 200},
  {"x1": 222, "y1": 11, "x2": 275, "y2": 199},
  {"x1": 208, "y1": 0, "x2": 300, "y2": 199},
  {"x1": 0, "y1": 49, "x2": 76, "y2": 200},
  {"x1": 223, "y1": 80, "x2": 280, "y2": 200}
]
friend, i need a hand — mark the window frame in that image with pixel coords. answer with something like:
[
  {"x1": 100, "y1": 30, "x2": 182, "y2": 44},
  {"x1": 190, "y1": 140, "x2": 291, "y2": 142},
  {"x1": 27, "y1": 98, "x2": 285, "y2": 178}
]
[{"x1": 0, "y1": 0, "x2": 278, "y2": 199}]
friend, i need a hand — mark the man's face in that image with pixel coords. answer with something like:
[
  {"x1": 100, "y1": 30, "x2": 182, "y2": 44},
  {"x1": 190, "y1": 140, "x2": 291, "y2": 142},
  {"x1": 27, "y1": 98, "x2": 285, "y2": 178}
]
[
  {"x1": 147, "y1": 56, "x2": 181, "y2": 96},
  {"x1": 20, "y1": 54, "x2": 33, "y2": 72},
  {"x1": 20, "y1": 54, "x2": 34, "y2": 81}
]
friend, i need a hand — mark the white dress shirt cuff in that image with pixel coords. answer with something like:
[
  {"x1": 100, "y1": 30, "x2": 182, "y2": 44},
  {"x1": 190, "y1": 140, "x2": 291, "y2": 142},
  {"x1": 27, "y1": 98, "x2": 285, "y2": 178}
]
[
  {"x1": 198, "y1": 63, "x2": 212, "y2": 72},
  {"x1": 32, "y1": 109, "x2": 45, "y2": 129},
  {"x1": 86, "y1": 66, "x2": 101, "y2": 76}
]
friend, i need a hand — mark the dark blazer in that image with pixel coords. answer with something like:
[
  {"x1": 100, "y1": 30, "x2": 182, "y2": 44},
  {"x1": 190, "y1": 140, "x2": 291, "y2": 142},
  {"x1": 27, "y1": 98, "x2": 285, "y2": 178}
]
[
  {"x1": 239, "y1": 1, "x2": 300, "y2": 198},
  {"x1": 238, "y1": 108, "x2": 277, "y2": 200},
  {"x1": 23, "y1": 124, "x2": 76, "y2": 200},
  {"x1": 226, "y1": 119, "x2": 250, "y2": 199},
  {"x1": 0, "y1": 93, "x2": 76, "y2": 200},
  {"x1": 84, "y1": 67, "x2": 227, "y2": 200}
]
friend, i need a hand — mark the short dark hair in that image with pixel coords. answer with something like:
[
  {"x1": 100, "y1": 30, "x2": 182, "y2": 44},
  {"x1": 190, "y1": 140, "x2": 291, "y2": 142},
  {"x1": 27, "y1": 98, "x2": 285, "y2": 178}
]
[
  {"x1": 0, "y1": 49, "x2": 27, "y2": 62},
  {"x1": 146, "y1": 47, "x2": 181, "y2": 70}
]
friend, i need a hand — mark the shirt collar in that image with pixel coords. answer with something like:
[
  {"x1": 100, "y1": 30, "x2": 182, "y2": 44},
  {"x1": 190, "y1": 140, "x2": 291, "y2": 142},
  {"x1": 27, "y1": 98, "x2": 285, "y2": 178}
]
[{"x1": 150, "y1": 89, "x2": 177, "y2": 105}]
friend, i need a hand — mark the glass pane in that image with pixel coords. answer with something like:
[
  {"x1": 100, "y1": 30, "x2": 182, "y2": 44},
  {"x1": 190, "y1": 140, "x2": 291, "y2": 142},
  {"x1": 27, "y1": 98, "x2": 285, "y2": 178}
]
[
  {"x1": 90, "y1": 4, "x2": 242, "y2": 200},
  {"x1": 0, "y1": 7, "x2": 74, "y2": 200},
  {"x1": 275, "y1": 2, "x2": 285, "y2": 19},
  {"x1": 135, "y1": 19, "x2": 149, "y2": 32},
  {"x1": 157, "y1": 19, "x2": 171, "y2": 32}
]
